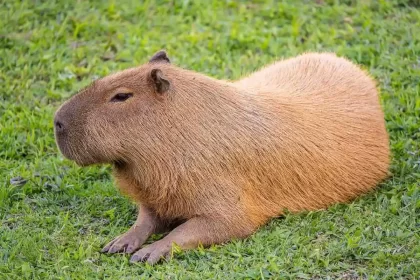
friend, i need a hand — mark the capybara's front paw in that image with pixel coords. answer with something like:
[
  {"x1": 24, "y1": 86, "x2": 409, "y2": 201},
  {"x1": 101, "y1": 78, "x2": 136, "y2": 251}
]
[
  {"x1": 101, "y1": 230, "x2": 147, "y2": 254},
  {"x1": 130, "y1": 239, "x2": 172, "y2": 265}
]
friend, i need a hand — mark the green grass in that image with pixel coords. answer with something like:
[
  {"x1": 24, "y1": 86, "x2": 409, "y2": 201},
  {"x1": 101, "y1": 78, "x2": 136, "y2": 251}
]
[{"x1": 1, "y1": 0, "x2": 419, "y2": 279}]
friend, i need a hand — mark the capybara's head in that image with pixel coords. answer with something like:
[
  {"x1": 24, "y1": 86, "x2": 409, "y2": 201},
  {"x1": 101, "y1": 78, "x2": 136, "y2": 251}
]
[{"x1": 54, "y1": 51, "x2": 174, "y2": 166}]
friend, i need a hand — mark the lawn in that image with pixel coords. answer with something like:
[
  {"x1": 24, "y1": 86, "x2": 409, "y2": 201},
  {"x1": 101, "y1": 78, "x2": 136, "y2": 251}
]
[{"x1": 1, "y1": 0, "x2": 419, "y2": 279}]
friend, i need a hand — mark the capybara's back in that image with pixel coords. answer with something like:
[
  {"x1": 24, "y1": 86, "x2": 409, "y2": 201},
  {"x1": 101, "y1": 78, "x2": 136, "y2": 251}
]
[{"x1": 235, "y1": 53, "x2": 390, "y2": 224}]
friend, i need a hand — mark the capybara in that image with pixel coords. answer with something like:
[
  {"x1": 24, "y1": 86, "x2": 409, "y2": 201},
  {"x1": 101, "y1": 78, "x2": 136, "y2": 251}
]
[{"x1": 54, "y1": 50, "x2": 389, "y2": 264}]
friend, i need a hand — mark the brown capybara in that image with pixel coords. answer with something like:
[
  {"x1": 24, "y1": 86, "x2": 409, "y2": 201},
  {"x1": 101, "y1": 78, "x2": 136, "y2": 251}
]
[{"x1": 54, "y1": 50, "x2": 390, "y2": 264}]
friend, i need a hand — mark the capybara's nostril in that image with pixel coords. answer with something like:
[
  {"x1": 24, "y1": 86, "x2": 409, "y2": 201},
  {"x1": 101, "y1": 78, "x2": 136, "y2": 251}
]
[{"x1": 55, "y1": 120, "x2": 65, "y2": 133}]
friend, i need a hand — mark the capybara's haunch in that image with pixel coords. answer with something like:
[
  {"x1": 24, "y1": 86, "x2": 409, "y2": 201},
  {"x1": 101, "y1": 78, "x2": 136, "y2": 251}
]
[{"x1": 54, "y1": 51, "x2": 390, "y2": 264}]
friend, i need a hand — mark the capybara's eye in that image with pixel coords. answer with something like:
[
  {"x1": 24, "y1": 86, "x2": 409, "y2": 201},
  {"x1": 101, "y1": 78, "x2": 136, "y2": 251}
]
[{"x1": 110, "y1": 93, "x2": 133, "y2": 102}]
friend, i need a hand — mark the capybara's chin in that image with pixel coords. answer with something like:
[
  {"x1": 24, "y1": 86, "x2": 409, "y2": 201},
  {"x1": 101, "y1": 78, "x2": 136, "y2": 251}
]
[{"x1": 72, "y1": 157, "x2": 100, "y2": 167}]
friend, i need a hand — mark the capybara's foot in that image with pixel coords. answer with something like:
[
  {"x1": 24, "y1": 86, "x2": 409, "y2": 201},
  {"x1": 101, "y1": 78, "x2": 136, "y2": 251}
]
[
  {"x1": 101, "y1": 205, "x2": 161, "y2": 254},
  {"x1": 130, "y1": 215, "x2": 254, "y2": 265},
  {"x1": 102, "y1": 229, "x2": 149, "y2": 254},
  {"x1": 130, "y1": 239, "x2": 172, "y2": 265}
]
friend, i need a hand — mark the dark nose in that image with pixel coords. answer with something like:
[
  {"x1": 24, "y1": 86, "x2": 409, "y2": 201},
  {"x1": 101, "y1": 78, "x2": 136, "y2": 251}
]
[{"x1": 54, "y1": 118, "x2": 65, "y2": 133}]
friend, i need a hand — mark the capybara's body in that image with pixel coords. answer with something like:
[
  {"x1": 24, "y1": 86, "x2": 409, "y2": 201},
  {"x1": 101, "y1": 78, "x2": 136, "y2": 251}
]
[{"x1": 54, "y1": 51, "x2": 389, "y2": 264}]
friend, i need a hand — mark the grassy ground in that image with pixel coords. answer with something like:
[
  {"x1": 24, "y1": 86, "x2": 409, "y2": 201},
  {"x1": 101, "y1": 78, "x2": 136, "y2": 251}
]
[{"x1": 1, "y1": 0, "x2": 419, "y2": 279}]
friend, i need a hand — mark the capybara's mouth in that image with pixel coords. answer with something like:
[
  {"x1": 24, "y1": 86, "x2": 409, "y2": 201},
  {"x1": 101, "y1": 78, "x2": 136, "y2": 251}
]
[
  {"x1": 59, "y1": 148, "x2": 98, "y2": 167},
  {"x1": 54, "y1": 134, "x2": 94, "y2": 166},
  {"x1": 54, "y1": 133, "x2": 71, "y2": 159},
  {"x1": 55, "y1": 139, "x2": 77, "y2": 163}
]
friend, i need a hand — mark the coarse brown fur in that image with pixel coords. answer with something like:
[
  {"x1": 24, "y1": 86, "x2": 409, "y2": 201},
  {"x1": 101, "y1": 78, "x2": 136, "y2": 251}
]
[{"x1": 54, "y1": 51, "x2": 390, "y2": 264}]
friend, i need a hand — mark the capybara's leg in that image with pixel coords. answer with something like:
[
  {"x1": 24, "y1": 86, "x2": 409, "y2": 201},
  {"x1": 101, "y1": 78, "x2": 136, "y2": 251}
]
[
  {"x1": 130, "y1": 215, "x2": 254, "y2": 264},
  {"x1": 101, "y1": 204, "x2": 162, "y2": 254}
]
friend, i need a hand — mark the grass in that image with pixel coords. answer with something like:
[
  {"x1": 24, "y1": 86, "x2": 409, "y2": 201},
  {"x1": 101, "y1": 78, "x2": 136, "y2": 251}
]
[{"x1": 0, "y1": 0, "x2": 419, "y2": 279}]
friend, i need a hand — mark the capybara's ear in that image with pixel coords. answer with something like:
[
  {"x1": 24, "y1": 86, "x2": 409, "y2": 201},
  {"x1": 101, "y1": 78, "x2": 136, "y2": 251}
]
[
  {"x1": 149, "y1": 50, "x2": 170, "y2": 64},
  {"x1": 150, "y1": 69, "x2": 170, "y2": 94}
]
